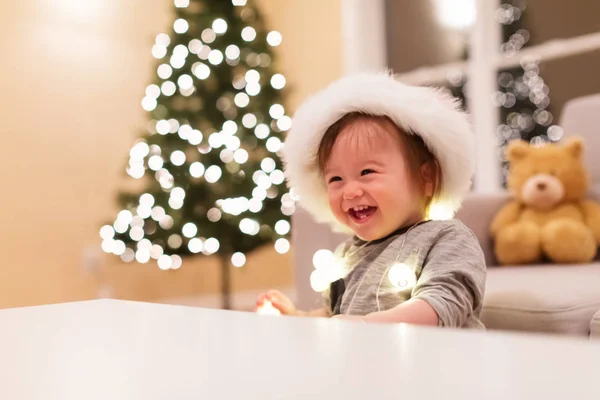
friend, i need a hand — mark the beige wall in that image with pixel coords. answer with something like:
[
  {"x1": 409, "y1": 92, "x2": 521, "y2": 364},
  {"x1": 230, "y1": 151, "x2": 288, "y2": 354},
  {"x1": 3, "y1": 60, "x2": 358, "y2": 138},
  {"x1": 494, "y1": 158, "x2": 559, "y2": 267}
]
[
  {"x1": 385, "y1": 0, "x2": 467, "y2": 74},
  {"x1": 0, "y1": 0, "x2": 341, "y2": 309}
]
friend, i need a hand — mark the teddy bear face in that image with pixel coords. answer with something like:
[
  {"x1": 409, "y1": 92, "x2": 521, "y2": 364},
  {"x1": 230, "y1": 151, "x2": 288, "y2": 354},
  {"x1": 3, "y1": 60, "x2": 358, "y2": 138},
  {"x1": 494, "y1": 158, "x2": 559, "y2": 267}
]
[{"x1": 506, "y1": 138, "x2": 588, "y2": 210}]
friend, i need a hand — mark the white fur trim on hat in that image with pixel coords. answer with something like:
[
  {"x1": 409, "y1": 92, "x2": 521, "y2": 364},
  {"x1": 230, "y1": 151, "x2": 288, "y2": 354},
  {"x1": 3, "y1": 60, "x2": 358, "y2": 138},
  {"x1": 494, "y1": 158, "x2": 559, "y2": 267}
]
[{"x1": 282, "y1": 71, "x2": 475, "y2": 232}]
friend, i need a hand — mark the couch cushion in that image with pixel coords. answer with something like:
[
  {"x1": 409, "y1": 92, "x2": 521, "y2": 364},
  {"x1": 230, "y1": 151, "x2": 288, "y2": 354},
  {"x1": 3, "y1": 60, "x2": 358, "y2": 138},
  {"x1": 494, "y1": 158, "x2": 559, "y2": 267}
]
[
  {"x1": 482, "y1": 264, "x2": 600, "y2": 336},
  {"x1": 592, "y1": 310, "x2": 600, "y2": 339},
  {"x1": 560, "y1": 93, "x2": 600, "y2": 183},
  {"x1": 455, "y1": 192, "x2": 511, "y2": 267}
]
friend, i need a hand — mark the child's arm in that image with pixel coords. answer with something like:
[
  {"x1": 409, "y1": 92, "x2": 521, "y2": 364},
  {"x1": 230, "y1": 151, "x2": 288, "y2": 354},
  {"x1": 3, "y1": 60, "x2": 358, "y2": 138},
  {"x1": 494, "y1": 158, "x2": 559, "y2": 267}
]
[
  {"x1": 362, "y1": 299, "x2": 438, "y2": 325},
  {"x1": 408, "y1": 223, "x2": 486, "y2": 327},
  {"x1": 333, "y1": 299, "x2": 438, "y2": 324},
  {"x1": 340, "y1": 223, "x2": 486, "y2": 327},
  {"x1": 297, "y1": 308, "x2": 331, "y2": 317}
]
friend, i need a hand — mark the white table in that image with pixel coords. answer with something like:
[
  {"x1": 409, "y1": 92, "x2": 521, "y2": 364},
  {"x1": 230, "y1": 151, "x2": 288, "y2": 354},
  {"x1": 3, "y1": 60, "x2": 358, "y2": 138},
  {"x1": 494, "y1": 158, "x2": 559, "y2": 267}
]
[{"x1": 1, "y1": 300, "x2": 599, "y2": 400}]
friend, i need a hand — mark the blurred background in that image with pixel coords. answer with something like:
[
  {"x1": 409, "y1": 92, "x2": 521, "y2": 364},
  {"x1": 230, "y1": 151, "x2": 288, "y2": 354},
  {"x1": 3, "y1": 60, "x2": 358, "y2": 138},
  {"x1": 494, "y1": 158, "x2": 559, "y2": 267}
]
[{"x1": 1, "y1": 0, "x2": 599, "y2": 311}]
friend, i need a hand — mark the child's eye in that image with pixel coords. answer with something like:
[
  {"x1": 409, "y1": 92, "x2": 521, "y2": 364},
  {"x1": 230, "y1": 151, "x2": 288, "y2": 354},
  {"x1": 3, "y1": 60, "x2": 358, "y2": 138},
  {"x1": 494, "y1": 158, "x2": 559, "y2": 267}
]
[
  {"x1": 328, "y1": 176, "x2": 342, "y2": 184},
  {"x1": 361, "y1": 169, "x2": 375, "y2": 176}
]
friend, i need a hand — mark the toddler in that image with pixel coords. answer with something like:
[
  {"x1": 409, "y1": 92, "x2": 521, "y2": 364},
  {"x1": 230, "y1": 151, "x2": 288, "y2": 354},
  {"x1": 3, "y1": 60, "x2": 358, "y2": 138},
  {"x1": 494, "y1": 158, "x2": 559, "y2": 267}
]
[{"x1": 257, "y1": 72, "x2": 486, "y2": 328}]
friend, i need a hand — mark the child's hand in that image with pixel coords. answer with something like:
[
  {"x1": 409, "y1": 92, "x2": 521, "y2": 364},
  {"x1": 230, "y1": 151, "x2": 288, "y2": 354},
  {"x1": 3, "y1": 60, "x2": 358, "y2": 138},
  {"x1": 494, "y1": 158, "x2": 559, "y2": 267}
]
[{"x1": 255, "y1": 290, "x2": 297, "y2": 316}]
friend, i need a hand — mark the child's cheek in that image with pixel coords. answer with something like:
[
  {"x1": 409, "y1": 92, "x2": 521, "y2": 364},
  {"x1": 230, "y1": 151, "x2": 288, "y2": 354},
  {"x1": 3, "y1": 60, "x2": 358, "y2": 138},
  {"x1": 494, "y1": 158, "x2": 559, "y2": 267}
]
[
  {"x1": 326, "y1": 188, "x2": 339, "y2": 207},
  {"x1": 369, "y1": 179, "x2": 389, "y2": 193}
]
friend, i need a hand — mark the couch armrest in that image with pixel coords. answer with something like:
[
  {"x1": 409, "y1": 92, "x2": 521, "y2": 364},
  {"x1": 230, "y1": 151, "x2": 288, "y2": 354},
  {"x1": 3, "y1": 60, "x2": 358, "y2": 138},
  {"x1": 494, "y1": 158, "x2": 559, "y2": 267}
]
[
  {"x1": 591, "y1": 309, "x2": 600, "y2": 339},
  {"x1": 455, "y1": 191, "x2": 511, "y2": 266}
]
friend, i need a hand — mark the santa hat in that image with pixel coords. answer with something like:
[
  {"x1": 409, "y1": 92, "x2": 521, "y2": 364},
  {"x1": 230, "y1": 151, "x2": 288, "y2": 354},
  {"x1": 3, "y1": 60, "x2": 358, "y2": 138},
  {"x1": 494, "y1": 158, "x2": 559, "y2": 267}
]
[{"x1": 281, "y1": 72, "x2": 475, "y2": 232}]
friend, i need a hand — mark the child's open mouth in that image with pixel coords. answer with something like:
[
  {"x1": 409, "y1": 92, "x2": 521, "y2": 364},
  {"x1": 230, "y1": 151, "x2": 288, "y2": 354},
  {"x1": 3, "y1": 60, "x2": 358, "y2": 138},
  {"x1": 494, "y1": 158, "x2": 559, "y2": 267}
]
[{"x1": 348, "y1": 206, "x2": 377, "y2": 223}]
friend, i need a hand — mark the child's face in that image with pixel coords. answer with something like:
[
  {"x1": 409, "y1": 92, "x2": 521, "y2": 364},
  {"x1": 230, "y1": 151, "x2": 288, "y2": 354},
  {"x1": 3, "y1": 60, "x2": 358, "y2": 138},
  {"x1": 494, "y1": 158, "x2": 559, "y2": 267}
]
[{"x1": 324, "y1": 120, "x2": 425, "y2": 241}]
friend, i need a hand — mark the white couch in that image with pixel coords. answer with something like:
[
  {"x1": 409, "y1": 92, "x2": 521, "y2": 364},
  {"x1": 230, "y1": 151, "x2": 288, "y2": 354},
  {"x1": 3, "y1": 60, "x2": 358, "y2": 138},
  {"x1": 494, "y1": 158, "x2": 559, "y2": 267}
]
[{"x1": 456, "y1": 94, "x2": 600, "y2": 338}]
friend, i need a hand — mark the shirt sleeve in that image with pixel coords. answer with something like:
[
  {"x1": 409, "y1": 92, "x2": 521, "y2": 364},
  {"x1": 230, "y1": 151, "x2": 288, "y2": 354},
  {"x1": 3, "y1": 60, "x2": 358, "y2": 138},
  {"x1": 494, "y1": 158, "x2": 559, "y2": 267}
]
[
  {"x1": 411, "y1": 222, "x2": 487, "y2": 328},
  {"x1": 323, "y1": 239, "x2": 353, "y2": 314}
]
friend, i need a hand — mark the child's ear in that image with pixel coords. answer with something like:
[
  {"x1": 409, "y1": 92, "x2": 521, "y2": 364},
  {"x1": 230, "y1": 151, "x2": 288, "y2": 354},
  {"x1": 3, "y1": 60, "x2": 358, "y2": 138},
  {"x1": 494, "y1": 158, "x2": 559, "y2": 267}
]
[{"x1": 420, "y1": 162, "x2": 434, "y2": 197}]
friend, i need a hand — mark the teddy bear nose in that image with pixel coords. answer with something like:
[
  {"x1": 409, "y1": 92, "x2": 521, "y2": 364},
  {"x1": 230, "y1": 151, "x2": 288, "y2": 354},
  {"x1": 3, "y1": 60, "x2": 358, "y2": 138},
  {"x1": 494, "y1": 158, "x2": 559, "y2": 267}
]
[{"x1": 537, "y1": 182, "x2": 547, "y2": 191}]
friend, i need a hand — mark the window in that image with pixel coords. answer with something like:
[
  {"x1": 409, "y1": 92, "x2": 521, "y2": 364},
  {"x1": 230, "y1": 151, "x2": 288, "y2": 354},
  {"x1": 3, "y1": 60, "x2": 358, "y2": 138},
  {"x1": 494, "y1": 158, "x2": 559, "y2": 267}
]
[{"x1": 389, "y1": 0, "x2": 600, "y2": 190}]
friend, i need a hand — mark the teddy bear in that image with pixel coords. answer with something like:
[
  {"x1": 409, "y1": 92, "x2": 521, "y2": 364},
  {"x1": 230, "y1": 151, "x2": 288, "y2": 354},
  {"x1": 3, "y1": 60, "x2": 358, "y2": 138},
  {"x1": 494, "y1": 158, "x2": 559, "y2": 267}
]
[{"x1": 491, "y1": 137, "x2": 600, "y2": 265}]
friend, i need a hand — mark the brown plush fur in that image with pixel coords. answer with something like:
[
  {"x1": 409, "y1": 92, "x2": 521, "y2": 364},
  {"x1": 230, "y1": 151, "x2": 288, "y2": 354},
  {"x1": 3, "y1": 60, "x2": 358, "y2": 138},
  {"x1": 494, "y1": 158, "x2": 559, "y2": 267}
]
[{"x1": 491, "y1": 137, "x2": 600, "y2": 265}]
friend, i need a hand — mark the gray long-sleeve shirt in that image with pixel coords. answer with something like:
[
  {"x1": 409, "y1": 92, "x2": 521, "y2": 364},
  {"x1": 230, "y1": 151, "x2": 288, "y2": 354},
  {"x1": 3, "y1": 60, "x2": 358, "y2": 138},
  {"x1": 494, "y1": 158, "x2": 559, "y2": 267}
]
[{"x1": 327, "y1": 219, "x2": 486, "y2": 329}]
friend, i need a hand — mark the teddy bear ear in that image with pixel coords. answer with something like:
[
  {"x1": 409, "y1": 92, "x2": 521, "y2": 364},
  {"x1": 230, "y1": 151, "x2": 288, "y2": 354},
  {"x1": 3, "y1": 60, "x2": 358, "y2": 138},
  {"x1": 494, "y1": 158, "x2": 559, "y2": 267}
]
[
  {"x1": 506, "y1": 140, "x2": 529, "y2": 162},
  {"x1": 564, "y1": 136, "x2": 584, "y2": 158}
]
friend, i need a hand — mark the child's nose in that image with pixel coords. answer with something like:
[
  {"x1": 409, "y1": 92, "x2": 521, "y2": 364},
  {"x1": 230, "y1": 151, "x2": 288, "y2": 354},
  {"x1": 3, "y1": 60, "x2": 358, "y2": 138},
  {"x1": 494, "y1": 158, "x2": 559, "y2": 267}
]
[{"x1": 342, "y1": 182, "x2": 364, "y2": 200}]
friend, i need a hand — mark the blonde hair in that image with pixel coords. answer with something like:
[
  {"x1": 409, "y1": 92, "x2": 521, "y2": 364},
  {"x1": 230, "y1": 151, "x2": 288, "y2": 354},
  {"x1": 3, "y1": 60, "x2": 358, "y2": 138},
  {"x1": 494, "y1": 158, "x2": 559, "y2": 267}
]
[{"x1": 316, "y1": 112, "x2": 442, "y2": 218}]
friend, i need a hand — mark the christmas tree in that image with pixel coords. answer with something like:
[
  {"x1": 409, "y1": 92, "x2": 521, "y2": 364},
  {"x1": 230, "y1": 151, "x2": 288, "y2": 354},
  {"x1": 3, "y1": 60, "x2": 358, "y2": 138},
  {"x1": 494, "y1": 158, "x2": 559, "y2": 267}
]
[
  {"x1": 496, "y1": 0, "x2": 557, "y2": 180},
  {"x1": 99, "y1": 0, "x2": 294, "y2": 309}
]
